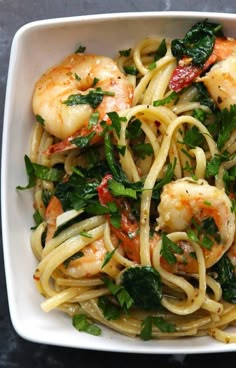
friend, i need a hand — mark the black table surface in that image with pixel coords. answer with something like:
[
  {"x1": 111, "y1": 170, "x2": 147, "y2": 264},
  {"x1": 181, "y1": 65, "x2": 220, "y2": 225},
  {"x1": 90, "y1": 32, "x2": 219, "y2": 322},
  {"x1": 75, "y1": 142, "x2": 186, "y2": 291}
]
[{"x1": 1, "y1": 1, "x2": 236, "y2": 366}]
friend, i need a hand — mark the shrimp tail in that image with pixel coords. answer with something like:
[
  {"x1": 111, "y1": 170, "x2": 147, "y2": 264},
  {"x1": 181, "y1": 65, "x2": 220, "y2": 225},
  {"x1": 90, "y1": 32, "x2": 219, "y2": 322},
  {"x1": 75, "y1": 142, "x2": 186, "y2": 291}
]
[{"x1": 44, "y1": 120, "x2": 105, "y2": 155}]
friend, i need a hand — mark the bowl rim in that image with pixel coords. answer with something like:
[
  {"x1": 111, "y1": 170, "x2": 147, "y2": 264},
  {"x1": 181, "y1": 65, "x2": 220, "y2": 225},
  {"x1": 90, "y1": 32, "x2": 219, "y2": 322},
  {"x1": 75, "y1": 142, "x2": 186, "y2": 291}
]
[{"x1": 2, "y1": 10, "x2": 236, "y2": 354}]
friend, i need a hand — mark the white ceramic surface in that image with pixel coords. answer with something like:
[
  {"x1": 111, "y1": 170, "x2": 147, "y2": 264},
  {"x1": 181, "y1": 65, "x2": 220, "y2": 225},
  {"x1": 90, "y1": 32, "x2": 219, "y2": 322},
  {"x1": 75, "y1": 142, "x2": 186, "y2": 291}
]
[{"x1": 2, "y1": 11, "x2": 236, "y2": 354}]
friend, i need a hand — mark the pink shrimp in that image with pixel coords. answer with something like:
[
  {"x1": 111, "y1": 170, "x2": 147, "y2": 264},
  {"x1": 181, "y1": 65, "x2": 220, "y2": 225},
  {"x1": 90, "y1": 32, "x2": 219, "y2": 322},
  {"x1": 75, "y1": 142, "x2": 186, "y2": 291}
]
[
  {"x1": 45, "y1": 196, "x2": 63, "y2": 242},
  {"x1": 157, "y1": 178, "x2": 235, "y2": 273},
  {"x1": 32, "y1": 53, "x2": 133, "y2": 154}
]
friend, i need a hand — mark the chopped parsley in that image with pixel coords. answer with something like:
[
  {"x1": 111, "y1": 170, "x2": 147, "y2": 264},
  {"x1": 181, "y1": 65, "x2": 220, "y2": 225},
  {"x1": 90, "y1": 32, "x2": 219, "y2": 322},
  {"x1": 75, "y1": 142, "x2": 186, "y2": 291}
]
[
  {"x1": 35, "y1": 114, "x2": 45, "y2": 126},
  {"x1": 17, "y1": 155, "x2": 64, "y2": 190},
  {"x1": 63, "y1": 88, "x2": 115, "y2": 109},
  {"x1": 75, "y1": 45, "x2": 86, "y2": 53},
  {"x1": 72, "y1": 314, "x2": 101, "y2": 336},
  {"x1": 132, "y1": 143, "x2": 154, "y2": 159},
  {"x1": 101, "y1": 246, "x2": 119, "y2": 269},
  {"x1": 119, "y1": 48, "x2": 132, "y2": 57},
  {"x1": 102, "y1": 277, "x2": 134, "y2": 312},
  {"x1": 88, "y1": 111, "x2": 100, "y2": 129},
  {"x1": 63, "y1": 251, "x2": 84, "y2": 268},
  {"x1": 141, "y1": 316, "x2": 176, "y2": 341},
  {"x1": 71, "y1": 131, "x2": 96, "y2": 148},
  {"x1": 74, "y1": 73, "x2": 81, "y2": 81},
  {"x1": 124, "y1": 65, "x2": 138, "y2": 75},
  {"x1": 160, "y1": 233, "x2": 184, "y2": 265},
  {"x1": 153, "y1": 91, "x2": 178, "y2": 107},
  {"x1": 98, "y1": 296, "x2": 121, "y2": 320},
  {"x1": 217, "y1": 105, "x2": 236, "y2": 151}
]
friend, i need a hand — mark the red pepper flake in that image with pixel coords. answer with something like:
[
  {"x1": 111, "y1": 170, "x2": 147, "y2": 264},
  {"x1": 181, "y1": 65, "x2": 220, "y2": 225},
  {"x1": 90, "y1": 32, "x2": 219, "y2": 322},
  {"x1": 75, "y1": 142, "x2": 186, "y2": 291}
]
[{"x1": 33, "y1": 274, "x2": 40, "y2": 281}]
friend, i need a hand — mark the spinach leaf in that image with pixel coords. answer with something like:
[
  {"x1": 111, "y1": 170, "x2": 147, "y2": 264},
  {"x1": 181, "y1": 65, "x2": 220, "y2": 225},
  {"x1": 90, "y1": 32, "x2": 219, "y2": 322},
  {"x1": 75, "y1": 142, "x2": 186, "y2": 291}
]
[
  {"x1": 193, "y1": 82, "x2": 219, "y2": 114},
  {"x1": 213, "y1": 255, "x2": 236, "y2": 303},
  {"x1": 121, "y1": 266, "x2": 162, "y2": 310},
  {"x1": 171, "y1": 20, "x2": 222, "y2": 66}
]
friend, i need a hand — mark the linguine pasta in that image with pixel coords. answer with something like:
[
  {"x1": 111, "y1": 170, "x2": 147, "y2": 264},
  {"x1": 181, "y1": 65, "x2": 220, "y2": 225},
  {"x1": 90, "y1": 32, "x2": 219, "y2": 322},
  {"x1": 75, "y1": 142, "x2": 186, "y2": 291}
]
[{"x1": 20, "y1": 20, "x2": 236, "y2": 342}]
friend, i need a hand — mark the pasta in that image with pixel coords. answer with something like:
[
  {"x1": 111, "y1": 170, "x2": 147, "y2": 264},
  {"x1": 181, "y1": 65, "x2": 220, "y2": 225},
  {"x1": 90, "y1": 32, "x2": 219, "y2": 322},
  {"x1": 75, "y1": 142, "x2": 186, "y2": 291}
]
[{"x1": 20, "y1": 19, "x2": 236, "y2": 342}]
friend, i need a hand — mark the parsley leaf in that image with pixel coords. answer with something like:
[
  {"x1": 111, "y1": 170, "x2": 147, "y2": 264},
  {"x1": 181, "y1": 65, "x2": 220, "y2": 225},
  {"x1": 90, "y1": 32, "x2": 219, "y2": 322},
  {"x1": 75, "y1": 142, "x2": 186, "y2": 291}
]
[
  {"x1": 108, "y1": 179, "x2": 137, "y2": 199},
  {"x1": 152, "y1": 316, "x2": 176, "y2": 333},
  {"x1": 74, "y1": 73, "x2": 81, "y2": 81},
  {"x1": 35, "y1": 114, "x2": 45, "y2": 125},
  {"x1": 192, "y1": 108, "x2": 206, "y2": 123},
  {"x1": 217, "y1": 105, "x2": 236, "y2": 151},
  {"x1": 132, "y1": 143, "x2": 154, "y2": 159},
  {"x1": 182, "y1": 126, "x2": 204, "y2": 148},
  {"x1": 107, "y1": 111, "x2": 127, "y2": 138},
  {"x1": 101, "y1": 246, "x2": 119, "y2": 268},
  {"x1": 140, "y1": 316, "x2": 176, "y2": 340},
  {"x1": 102, "y1": 277, "x2": 134, "y2": 312},
  {"x1": 72, "y1": 314, "x2": 101, "y2": 336},
  {"x1": 71, "y1": 131, "x2": 96, "y2": 148},
  {"x1": 206, "y1": 153, "x2": 229, "y2": 177},
  {"x1": 161, "y1": 233, "x2": 184, "y2": 265},
  {"x1": 126, "y1": 118, "x2": 142, "y2": 139},
  {"x1": 63, "y1": 251, "x2": 84, "y2": 269},
  {"x1": 88, "y1": 111, "x2": 100, "y2": 129},
  {"x1": 124, "y1": 65, "x2": 138, "y2": 75},
  {"x1": 75, "y1": 45, "x2": 86, "y2": 53},
  {"x1": 31, "y1": 209, "x2": 43, "y2": 229},
  {"x1": 140, "y1": 316, "x2": 153, "y2": 341},
  {"x1": 97, "y1": 296, "x2": 121, "y2": 320},
  {"x1": 63, "y1": 88, "x2": 115, "y2": 109},
  {"x1": 154, "y1": 39, "x2": 167, "y2": 61},
  {"x1": 17, "y1": 155, "x2": 64, "y2": 190},
  {"x1": 119, "y1": 48, "x2": 131, "y2": 57},
  {"x1": 153, "y1": 91, "x2": 178, "y2": 106}
]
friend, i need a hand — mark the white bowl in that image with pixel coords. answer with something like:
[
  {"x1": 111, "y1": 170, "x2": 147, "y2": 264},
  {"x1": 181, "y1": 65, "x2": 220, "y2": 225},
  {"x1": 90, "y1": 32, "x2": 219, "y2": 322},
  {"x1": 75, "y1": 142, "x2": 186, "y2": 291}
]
[{"x1": 2, "y1": 11, "x2": 236, "y2": 354}]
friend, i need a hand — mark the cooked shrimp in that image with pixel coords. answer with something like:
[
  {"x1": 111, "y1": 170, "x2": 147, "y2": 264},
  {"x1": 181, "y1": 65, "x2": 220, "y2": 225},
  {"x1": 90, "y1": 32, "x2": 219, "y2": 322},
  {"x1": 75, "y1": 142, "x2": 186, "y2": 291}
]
[
  {"x1": 204, "y1": 37, "x2": 236, "y2": 69},
  {"x1": 227, "y1": 231, "x2": 236, "y2": 268},
  {"x1": 63, "y1": 238, "x2": 121, "y2": 279},
  {"x1": 157, "y1": 178, "x2": 235, "y2": 272},
  {"x1": 32, "y1": 53, "x2": 133, "y2": 153},
  {"x1": 45, "y1": 195, "x2": 63, "y2": 242},
  {"x1": 202, "y1": 55, "x2": 236, "y2": 110}
]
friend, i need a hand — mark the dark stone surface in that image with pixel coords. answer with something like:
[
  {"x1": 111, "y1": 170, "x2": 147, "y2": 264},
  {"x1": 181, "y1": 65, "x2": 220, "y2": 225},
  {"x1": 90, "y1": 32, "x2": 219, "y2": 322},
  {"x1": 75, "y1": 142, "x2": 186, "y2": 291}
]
[{"x1": 1, "y1": 1, "x2": 236, "y2": 366}]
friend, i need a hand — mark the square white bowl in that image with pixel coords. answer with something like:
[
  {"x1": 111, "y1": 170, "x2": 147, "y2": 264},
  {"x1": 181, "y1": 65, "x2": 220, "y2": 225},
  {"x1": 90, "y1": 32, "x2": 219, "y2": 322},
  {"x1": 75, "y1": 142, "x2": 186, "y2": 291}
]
[{"x1": 2, "y1": 11, "x2": 236, "y2": 354}]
